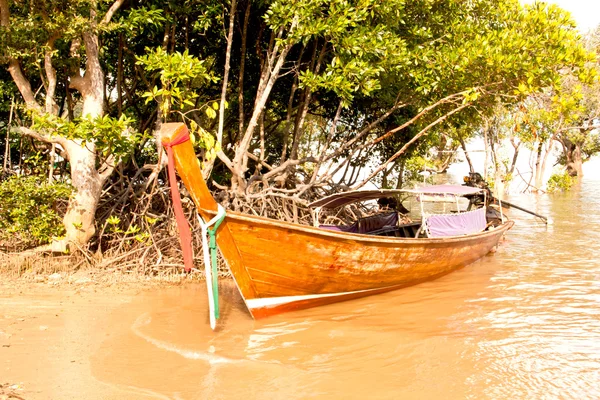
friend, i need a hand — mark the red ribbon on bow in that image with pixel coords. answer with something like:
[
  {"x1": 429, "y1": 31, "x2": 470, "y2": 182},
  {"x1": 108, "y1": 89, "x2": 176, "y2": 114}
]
[{"x1": 162, "y1": 127, "x2": 194, "y2": 272}]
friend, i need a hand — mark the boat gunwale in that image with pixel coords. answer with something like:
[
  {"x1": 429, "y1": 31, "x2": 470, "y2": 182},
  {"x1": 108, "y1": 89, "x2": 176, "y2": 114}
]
[{"x1": 204, "y1": 208, "x2": 514, "y2": 244}]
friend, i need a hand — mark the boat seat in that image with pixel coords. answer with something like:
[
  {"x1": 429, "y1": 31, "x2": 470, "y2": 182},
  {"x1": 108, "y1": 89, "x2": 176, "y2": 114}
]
[
  {"x1": 370, "y1": 222, "x2": 422, "y2": 238},
  {"x1": 426, "y1": 207, "x2": 487, "y2": 237},
  {"x1": 319, "y1": 212, "x2": 399, "y2": 235},
  {"x1": 357, "y1": 212, "x2": 398, "y2": 234}
]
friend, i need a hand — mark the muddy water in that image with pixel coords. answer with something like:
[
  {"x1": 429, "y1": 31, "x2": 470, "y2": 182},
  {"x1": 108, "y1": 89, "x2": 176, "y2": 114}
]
[
  {"x1": 85, "y1": 177, "x2": 600, "y2": 400},
  {"x1": 3, "y1": 177, "x2": 600, "y2": 399}
]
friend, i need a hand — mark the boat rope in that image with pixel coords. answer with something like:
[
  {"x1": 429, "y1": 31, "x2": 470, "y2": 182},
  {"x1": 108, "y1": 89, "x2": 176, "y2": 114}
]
[
  {"x1": 161, "y1": 128, "x2": 194, "y2": 273},
  {"x1": 198, "y1": 204, "x2": 226, "y2": 330}
]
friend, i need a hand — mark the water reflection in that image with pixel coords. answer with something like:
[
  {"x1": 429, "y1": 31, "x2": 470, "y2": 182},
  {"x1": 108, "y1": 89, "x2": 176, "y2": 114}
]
[{"x1": 91, "y1": 178, "x2": 600, "y2": 399}]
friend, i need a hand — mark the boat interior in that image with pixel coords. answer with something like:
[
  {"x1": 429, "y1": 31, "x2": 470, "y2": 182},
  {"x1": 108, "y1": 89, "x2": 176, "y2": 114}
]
[
  {"x1": 310, "y1": 185, "x2": 505, "y2": 238},
  {"x1": 319, "y1": 212, "x2": 424, "y2": 238},
  {"x1": 319, "y1": 206, "x2": 503, "y2": 239},
  {"x1": 314, "y1": 186, "x2": 507, "y2": 239}
]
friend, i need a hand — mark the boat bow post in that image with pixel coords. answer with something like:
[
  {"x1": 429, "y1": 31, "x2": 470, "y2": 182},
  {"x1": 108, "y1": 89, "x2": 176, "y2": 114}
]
[{"x1": 160, "y1": 122, "x2": 259, "y2": 326}]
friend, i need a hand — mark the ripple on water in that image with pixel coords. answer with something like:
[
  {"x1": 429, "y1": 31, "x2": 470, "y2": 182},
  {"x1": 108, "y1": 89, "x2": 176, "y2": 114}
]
[{"x1": 461, "y1": 181, "x2": 600, "y2": 399}]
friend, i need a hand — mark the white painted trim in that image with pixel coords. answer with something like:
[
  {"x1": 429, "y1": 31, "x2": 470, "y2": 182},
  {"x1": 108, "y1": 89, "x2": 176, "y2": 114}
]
[{"x1": 245, "y1": 286, "x2": 394, "y2": 309}]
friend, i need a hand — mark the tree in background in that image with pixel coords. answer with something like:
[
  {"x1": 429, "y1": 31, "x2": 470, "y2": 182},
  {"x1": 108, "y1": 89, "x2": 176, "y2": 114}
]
[
  {"x1": 478, "y1": 24, "x2": 600, "y2": 193},
  {"x1": 0, "y1": 0, "x2": 136, "y2": 248},
  {"x1": 0, "y1": 0, "x2": 596, "y2": 254},
  {"x1": 554, "y1": 71, "x2": 600, "y2": 178}
]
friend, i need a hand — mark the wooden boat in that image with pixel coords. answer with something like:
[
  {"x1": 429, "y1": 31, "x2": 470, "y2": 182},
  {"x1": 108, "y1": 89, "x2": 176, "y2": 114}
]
[{"x1": 161, "y1": 122, "x2": 514, "y2": 320}]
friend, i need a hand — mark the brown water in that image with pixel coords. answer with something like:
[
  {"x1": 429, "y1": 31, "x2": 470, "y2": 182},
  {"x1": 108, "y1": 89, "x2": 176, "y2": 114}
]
[{"x1": 3, "y1": 177, "x2": 600, "y2": 399}]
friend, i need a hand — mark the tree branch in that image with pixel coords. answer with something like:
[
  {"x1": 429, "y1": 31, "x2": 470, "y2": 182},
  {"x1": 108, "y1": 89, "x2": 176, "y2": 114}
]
[
  {"x1": 101, "y1": 0, "x2": 126, "y2": 25},
  {"x1": 217, "y1": 0, "x2": 237, "y2": 144},
  {"x1": 98, "y1": 154, "x2": 118, "y2": 183},
  {"x1": 0, "y1": 0, "x2": 8, "y2": 26},
  {"x1": 352, "y1": 102, "x2": 470, "y2": 189},
  {"x1": 261, "y1": 156, "x2": 317, "y2": 181},
  {"x1": 17, "y1": 126, "x2": 68, "y2": 149},
  {"x1": 44, "y1": 37, "x2": 59, "y2": 114},
  {"x1": 246, "y1": 150, "x2": 273, "y2": 171}
]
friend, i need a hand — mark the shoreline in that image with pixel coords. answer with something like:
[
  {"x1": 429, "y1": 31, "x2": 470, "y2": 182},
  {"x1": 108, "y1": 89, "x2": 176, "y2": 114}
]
[
  {"x1": 0, "y1": 250, "x2": 231, "y2": 297},
  {"x1": 1, "y1": 276, "x2": 239, "y2": 399}
]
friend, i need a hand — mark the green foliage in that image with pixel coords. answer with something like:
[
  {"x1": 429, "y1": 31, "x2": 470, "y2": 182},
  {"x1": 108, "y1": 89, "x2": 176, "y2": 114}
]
[
  {"x1": 32, "y1": 113, "x2": 137, "y2": 158},
  {"x1": 189, "y1": 120, "x2": 221, "y2": 163},
  {"x1": 547, "y1": 171, "x2": 575, "y2": 193},
  {"x1": 106, "y1": 215, "x2": 122, "y2": 233},
  {"x1": 0, "y1": 80, "x2": 18, "y2": 114},
  {"x1": 0, "y1": 176, "x2": 71, "y2": 247},
  {"x1": 119, "y1": 6, "x2": 167, "y2": 35},
  {"x1": 263, "y1": 0, "x2": 593, "y2": 187},
  {"x1": 403, "y1": 155, "x2": 434, "y2": 184},
  {"x1": 136, "y1": 47, "x2": 218, "y2": 118},
  {"x1": 266, "y1": 0, "x2": 408, "y2": 104},
  {"x1": 102, "y1": 213, "x2": 152, "y2": 244},
  {"x1": 553, "y1": 62, "x2": 600, "y2": 165},
  {"x1": 501, "y1": 42, "x2": 600, "y2": 173},
  {"x1": 0, "y1": 0, "x2": 125, "y2": 77},
  {"x1": 2, "y1": 0, "x2": 598, "y2": 215},
  {"x1": 136, "y1": 46, "x2": 222, "y2": 165},
  {"x1": 192, "y1": 2, "x2": 223, "y2": 34},
  {"x1": 23, "y1": 151, "x2": 49, "y2": 175}
]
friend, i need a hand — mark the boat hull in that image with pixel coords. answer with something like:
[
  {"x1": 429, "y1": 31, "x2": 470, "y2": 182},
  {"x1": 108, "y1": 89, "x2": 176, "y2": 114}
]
[
  {"x1": 159, "y1": 122, "x2": 513, "y2": 319},
  {"x1": 221, "y1": 212, "x2": 513, "y2": 318}
]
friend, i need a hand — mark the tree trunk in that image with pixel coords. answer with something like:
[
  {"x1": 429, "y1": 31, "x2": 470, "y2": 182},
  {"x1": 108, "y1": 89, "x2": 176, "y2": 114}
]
[
  {"x1": 533, "y1": 141, "x2": 544, "y2": 191},
  {"x1": 2, "y1": 0, "x2": 124, "y2": 248},
  {"x1": 62, "y1": 141, "x2": 103, "y2": 244},
  {"x1": 3, "y1": 98, "x2": 14, "y2": 172},
  {"x1": 482, "y1": 121, "x2": 490, "y2": 180},
  {"x1": 539, "y1": 137, "x2": 555, "y2": 186},
  {"x1": 203, "y1": 0, "x2": 237, "y2": 178},
  {"x1": 564, "y1": 141, "x2": 584, "y2": 178},
  {"x1": 217, "y1": 0, "x2": 237, "y2": 146},
  {"x1": 508, "y1": 137, "x2": 520, "y2": 176},
  {"x1": 381, "y1": 168, "x2": 388, "y2": 188},
  {"x1": 237, "y1": 0, "x2": 252, "y2": 142},
  {"x1": 117, "y1": 33, "x2": 124, "y2": 117},
  {"x1": 81, "y1": 32, "x2": 105, "y2": 117},
  {"x1": 231, "y1": 41, "x2": 293, "y2": 191},
  {"x1": 489, "y1": 138, "x2": 504, "y2": 198},
  {"x1": 396, "y1": 159, "x2": 406, "y2": 189},
  {"x1": 459, "y1": 138, "x2": 474, "y2": 173},
  {"x1": 59, "y1": 26, "x2": 107, "y2": 246}
]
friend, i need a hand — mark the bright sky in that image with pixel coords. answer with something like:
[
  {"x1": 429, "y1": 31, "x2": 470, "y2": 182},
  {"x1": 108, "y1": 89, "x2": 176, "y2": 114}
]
[{"x1": 526, "y1": 0, "x2": 600, "y2": 32}]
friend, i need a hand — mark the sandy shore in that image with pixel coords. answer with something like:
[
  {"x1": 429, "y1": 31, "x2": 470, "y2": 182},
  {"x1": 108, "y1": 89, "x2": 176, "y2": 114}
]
[{"x1": 0, "y1": 276, "x2": 180, "y2": 399}]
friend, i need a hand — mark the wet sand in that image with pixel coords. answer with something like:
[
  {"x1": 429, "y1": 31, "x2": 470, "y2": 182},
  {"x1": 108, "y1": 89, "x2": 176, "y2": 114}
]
[
  {"x1": 0, "y1": 282, "x2": 153, "y2": 399},
  {"x1": 1, "y1": 280, "x2": 259, "y2": 400}
]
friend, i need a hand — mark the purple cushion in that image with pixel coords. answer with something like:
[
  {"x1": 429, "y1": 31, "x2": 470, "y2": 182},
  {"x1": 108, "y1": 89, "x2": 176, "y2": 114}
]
[{"x1": 426, "y1": 207, "x2": 486, "y2": 237}]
